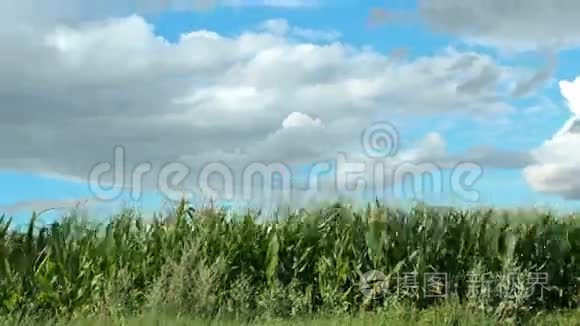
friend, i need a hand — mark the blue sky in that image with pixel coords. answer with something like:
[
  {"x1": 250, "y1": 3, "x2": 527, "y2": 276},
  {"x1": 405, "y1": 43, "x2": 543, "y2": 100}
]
[{"x1": 2, "y1": 0, "x2": 580, "y2": 223}]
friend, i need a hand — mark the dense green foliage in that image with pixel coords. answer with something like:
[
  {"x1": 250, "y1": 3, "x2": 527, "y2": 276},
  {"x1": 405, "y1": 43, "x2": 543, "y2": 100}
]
[
  {"x1": 0, "y1": 201, "x2": 579, "y2": 324},
  {"x1": 2, "y1": 303, "x2": 580, "y2": 325}
]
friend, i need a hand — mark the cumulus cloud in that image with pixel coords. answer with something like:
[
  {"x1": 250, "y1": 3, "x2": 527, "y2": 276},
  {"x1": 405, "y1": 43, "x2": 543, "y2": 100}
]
[
  {"x1": 524, "y1": 76, "x2": 580, "y2": 199},
  {"x1": 0, "y1": 6, "x2": 547, "y2": 211},
  {"x1": 282, "y1": 112, "x2": 323, "y2": 129},
  {"x1": 419, "y1": 0, "x2": 580, "y2": 50},
  {"x1": 560, "y1": 78, "x2": 580, "y2": 115},
  {"x1": 0, "y1": 14, "x2": 527, "y2": 183}
]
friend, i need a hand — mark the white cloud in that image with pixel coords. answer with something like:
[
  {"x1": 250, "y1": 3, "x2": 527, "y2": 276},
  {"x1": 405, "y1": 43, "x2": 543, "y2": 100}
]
[
  {"x1": 559, "y1": 77, "x2": 580, "y2": 115},
  {"x1": 524, "y1": 76, "x2": 580, "y2": 199},
  {"x1": 282, "y1": 112, "x2": 323, "y2": 129},
  {"x1": 0, "y1": 13, "x2": 533, "y2": 204}
]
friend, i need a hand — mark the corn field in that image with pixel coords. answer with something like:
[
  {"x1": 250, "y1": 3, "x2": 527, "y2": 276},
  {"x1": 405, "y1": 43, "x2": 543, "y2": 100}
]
[{"x1": 0, "y1": 200, "x2": 579, "y2": 323}]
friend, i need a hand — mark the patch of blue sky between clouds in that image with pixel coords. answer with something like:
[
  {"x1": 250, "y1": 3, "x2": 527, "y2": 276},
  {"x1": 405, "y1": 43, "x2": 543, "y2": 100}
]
[
  {"x1": 145, "y1": 0, "x2": 452, "y2": 55},
  {"x1": 0, "y1": 171, "x2": 178, "y2": 226}
]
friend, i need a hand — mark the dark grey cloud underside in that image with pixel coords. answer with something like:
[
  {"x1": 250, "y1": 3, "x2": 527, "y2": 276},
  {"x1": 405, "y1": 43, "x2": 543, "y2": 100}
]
[{"x1": 419, "y1": 0, "x2": 580, "y2": 49}]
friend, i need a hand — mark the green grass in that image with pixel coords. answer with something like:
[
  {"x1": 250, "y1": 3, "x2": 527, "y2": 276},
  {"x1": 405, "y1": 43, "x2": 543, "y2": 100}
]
[
  {"x1": 2, "y1": 304, "x2": 579, "y2": 325},
  {"x1": 0, "y1": 200, "x2": 578, "y2": 325}
]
